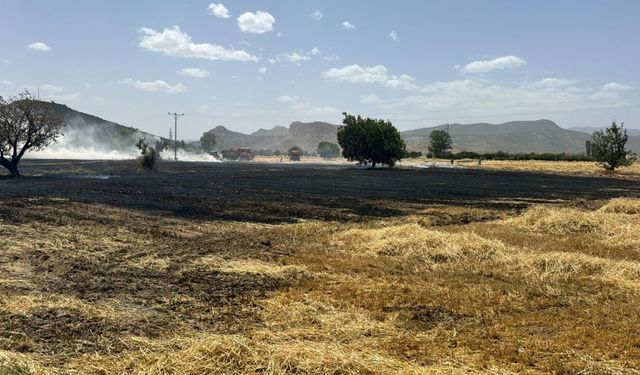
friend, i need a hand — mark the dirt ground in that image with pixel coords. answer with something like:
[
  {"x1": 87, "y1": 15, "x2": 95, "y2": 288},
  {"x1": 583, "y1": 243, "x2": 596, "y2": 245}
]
[{"x1": 1, "y1": 160, "x2": 640, "y2": 374}]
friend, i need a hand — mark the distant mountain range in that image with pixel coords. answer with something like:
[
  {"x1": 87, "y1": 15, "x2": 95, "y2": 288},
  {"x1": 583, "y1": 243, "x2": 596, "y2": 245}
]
[
  {"x1": 194, "y1": 121, "x2": 340, "y2": 153},
  {"x1": 401, "y1": 119, "x2": 640, "y2": 153},
  {"x1": 37, "y1": 103, "x2": 640, "y2": 156}
]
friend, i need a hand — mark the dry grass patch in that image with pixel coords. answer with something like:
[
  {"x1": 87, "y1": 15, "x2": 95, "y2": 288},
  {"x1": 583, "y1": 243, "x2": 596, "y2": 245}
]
[{"x1": 335, "y1": 224, "x2": 511, "y2": 266}]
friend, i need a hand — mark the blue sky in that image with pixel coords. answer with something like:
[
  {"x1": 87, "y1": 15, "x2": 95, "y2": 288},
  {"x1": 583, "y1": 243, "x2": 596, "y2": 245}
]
[{"x1": 0, "y1": 0, "x2": 638, "y2": 139}]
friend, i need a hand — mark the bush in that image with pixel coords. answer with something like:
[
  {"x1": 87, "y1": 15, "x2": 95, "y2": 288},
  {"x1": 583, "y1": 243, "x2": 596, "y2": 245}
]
[
  {"x1": 404, "y1": 150, "x2": 423, "y2": 158},
  {"x1": 135, "y1": 138, "x2": 157, "y2": 171}
]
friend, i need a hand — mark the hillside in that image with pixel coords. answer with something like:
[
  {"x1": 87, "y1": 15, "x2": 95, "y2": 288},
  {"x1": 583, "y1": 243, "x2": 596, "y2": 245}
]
[{"x1": 41, "y1": 102, "x2": 164, "y2": 152}]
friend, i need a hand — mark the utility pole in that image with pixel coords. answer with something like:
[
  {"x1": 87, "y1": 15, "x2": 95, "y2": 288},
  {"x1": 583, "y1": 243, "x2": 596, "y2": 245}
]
[{"x1": 168, "y1": 112, "x2": 184, "y2": 161}]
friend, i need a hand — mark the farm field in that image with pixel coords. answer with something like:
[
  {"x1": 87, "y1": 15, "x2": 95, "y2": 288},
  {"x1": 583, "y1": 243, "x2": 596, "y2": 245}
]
[{"x1": 1, "y1": 160, "x2": 640, "y2": 374}]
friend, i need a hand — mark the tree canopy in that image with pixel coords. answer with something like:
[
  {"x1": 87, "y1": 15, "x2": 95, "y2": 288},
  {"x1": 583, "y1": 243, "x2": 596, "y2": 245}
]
[
  {"x1": 200, "y1": 130, "x2": 217, "y2": 155},
  {"x1": 590, "y1": 121, "x2": 636, "y2": 170},
  {"x1": 0, "y1": 91, "x2": 63, "y2": 176},
  {"x1": 428, "y1": 130, "x2": 453, "y2": 158},
  {"x1": 337, "y1": 113, "x2": 405, "y2": 168},
  {"x1": 317, "y1": 141, "x2": 340, "y2": 159}
]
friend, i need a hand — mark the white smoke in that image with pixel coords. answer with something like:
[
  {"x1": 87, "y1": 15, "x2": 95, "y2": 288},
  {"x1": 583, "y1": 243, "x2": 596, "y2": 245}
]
[
  {"x1": 25, "y1": 116, "x2": 220, "y2": 162},
  {"x1": 160, "y1": 148, "x2": 220, "y2": 162}
]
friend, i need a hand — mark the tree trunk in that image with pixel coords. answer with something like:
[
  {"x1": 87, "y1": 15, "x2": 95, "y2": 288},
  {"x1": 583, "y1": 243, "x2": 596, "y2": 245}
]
[
  {"x1": 370, "y1": 162, "x2": 376, "y2": 169},
  {"x1": 8, "y1": 159, "x2": 20, "y2": 176}
]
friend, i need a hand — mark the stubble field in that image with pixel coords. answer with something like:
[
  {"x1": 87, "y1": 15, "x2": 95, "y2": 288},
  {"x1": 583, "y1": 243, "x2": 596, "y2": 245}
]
[{"x1": 1, "y1": 160, "x2": 640, "y2": 374}]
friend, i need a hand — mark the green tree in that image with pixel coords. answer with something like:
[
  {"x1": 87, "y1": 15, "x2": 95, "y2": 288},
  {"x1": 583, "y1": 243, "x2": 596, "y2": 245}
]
[
  {"x1": 200, "y1": 130, "x2": 217, "y2": 155},
  {"x1": 337, "y1": 113, "x2": 405, "y2": 168},
  {"x1": 317, "y1": 141, "x2": 341, "y2": 159},
  {"x1": 428, "y1": 130, "x2": 452, "y2": 158},
  {"x1": 591, "y1": 121, "x2": 636, "y2": 170},
  {"x1": 0, "y1": 91, "x2": 63, "y2": 176}
]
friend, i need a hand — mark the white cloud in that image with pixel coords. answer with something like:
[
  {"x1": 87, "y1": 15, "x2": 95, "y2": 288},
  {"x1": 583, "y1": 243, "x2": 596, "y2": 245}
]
[
  {"x1": 120, "y1": 78, "x2": 187, "y2": 94},
  {"x1": 258, "y1": 66, "x2": 267, "y2": 74},
  {"x1": 462, "y1": 55, "x2": 527, "y2": 74},
  {"x1": 237, "y1": 11, "x2": 275, "y2": 34},
  {"x1": 138, "y1": 26, "x2": 257, "y2": 62},
  {"x1": 1, "y1": 59, "x2": 8, "y2": 64},
  {"x1": 531, "y1": 78, "x2": 579, "y2": 88},
  {"x1": 323, "y1": 64, "x2": 417, "y2": 90},
  {"x1": 279, "y1": 52, "x2": 310, "y2": 63},
  {"x1": 207, "y1": 3, "x2": 230, "y2": 18},
  {"x1": 277, "y1": 95, "x2": 300, "y2": 104},
  {"x1": 177, "y1": 68, "x2": 210, "y2": 78},
  {"x1": 311, "y1": 10, "x2": 323, "y2": 20},
  {"x1": 358, "y1": 77, "x2": 633, "y2": 119},
  {"x1": 390, "y1": 30, "x2": 398, "y2": 41},
  {"x1": 0, "y1": 80, "x2": 14, "y2": 86},
  {"x1": 28, "y1": 42, "x2": 51, "y2": 51},
  {"x1": 602, "y1": 82, "x2": 633, "y2": 91},
  {"x1": 341, "y1": 21, "x2": 355, "y2": 30},
  {"x1": 270, "y1": 48, "x2": 320, "y2": 65}
]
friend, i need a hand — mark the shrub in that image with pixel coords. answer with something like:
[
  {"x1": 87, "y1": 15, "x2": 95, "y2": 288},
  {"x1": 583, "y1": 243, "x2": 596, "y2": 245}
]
[{"x1": 135, "y1": 138, "x2": 157, "y2": 171}]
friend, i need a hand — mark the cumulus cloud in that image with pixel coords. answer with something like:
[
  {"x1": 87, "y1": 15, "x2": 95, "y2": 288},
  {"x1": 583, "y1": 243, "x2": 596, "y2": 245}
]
[
  {"x1": 28, "y1": 42, "x2": 51, "y2": 51},
  {"x1": 390, "y1": 30, "x2": 398, "y2": 41},
  {"x1": 277, "y1": 95, "x2": 300, "y2": 103},
  {"x1": 207, "y1": 3, "x2": 230, "y2": 18},
  {"x1": 462, "y1": 55, "x2": 527, "y2": 74},
  {"x1": 323, "y1": 64, "x2": 417, "y2": 90},
  {"x1": 237, "y1": 11, "x2": 275, "y2": 34},
  {"x1": 120, "y1": 78, "x2": 187, "y2": 94},
  {"x1": 139, "y1": 26, "x2": 257, "y2": 62},
  {"x1": 177, "y1": 68, "x2": 210, "y2": 78},
  {"x1": 258, "y1": 66, "x2": 267, "y2": 74},
  {"x1": 341, "y1": 21, "x2": 355, "y2": 30},
  {"x1": 311, "y1": 10, "x2": 323, "y2": 20}
]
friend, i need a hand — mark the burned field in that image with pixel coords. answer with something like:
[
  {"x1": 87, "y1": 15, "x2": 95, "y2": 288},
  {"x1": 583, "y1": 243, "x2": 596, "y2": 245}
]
[{"x1": 2, "y1": 160, "x2": 640, "y2": 374}]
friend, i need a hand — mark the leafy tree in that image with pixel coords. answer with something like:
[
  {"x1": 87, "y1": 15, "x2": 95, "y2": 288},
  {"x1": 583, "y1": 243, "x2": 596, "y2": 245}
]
[
  {"x1": 590, "y1": 121, "x2": 636, "y2": 170},
  {"x1": 337, "y1": 113, "x2": 405, "y2": 168},
  {"x1": 135, "y1": 138, "x2": 157, "y2": 171},
  {"x1": 428, "y1": 130, "x2": 452, "y2": 158},
  {"x1": 200, "y1": 130, "x2": 217, "y2": 155},
  {"x1": 0, "y1": 90, "x2": 63, "y2": 176},
  {"x1": 317, "y1": 141, "x2": 341, "y2": 159}
]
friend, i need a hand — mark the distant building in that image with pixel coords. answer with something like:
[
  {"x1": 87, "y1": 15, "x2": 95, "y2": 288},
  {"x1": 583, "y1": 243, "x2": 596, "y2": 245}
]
[{"x1": 288, "y1": 147, "x2": 302, "y2": 161}]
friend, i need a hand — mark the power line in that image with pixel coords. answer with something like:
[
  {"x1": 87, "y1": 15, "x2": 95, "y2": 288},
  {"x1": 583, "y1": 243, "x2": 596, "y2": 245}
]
[{"x1": 168, "y1": 112, "x2": 184, "y2": 161}]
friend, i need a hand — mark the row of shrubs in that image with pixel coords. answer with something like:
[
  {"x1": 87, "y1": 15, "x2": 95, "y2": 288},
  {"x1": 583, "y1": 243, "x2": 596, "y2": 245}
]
[{"x1": 421, "y1": 151, "x2": 595, "y2": 162}]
